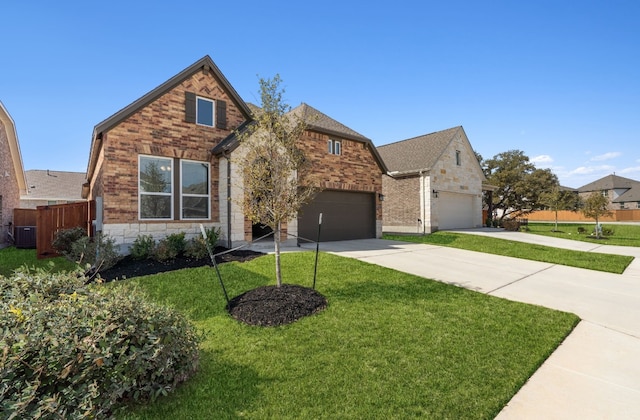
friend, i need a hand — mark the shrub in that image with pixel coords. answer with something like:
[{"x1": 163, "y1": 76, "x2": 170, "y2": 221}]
[
  {"x1": 130, "y1": 234, "x2": 156, "y2": 260},
  {"x1": 154, "y1": 233, "x2": 186, "y2": 262},
  {"x1": 52, "y1": 227, "x2": 87, "y2": 255},
  {"x1": 184, "y1": 237, "x2": 208, "y2": 260},
  {"x1": 68, "y1": 233, "x2": 121, "y2": 272},
  {"x1": 502, "y1": 219, "x2": 521, "y2": 231},
  {"x1": 184, "y1": 227, "x2": 221, "y2": 260},
  {"x1": 0, "y1": 268, "x2": 201, "y2": 419},
  {"x1": 53, "y1": 229, "x2": 121, "y2": 273}
]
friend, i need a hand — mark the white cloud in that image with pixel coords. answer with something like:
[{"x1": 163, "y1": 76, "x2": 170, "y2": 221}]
[
  {"x1": 531, "y1": 155, "x2": 553, "y2": 164},
  {"x1": 590, "y1": 152, "x2": 621, "y2": 162},
  {"x1": 568, "y1": 165, "x2": 615, "y2": 176},
  {"x1": 619, "y1": 166, "x2": 640, "y2": 175}
]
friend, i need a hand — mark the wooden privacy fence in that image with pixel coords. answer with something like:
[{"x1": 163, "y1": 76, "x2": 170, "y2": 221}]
[
  {"x1": 13, "y1": 201, "x2": 96, "y2": 259},
  {"x1": 526, "y1": 209, "x2": 640, "y2": 222}
]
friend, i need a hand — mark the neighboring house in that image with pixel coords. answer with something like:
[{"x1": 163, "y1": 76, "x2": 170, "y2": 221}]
[
  {"x1": 578, "y1": 174, "x2": 640, "y2": 210},
  {"x1": 378, "y1": 126, "x2": 486, "y2": 233},
  {"x1": 83, "y1": 55, "x2": 385, "y2": 252},
  {"x1": 20, "y1": 170, "x2": 86, "y2": 209},
  {"x1": 0, "y1": 101, "x2": 28, "y2": 246}
]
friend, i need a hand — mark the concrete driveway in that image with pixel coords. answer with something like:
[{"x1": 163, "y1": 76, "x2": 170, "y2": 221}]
[{"x1": 301, "y1": 231, "x2": 640, "y2": 419}]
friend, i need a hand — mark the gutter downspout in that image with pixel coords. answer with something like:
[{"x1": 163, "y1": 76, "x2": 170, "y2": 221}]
[
  {"x1": 223, "y1": 150, "x2": 232, "y2": 249},
  {"x1": 420, "y1": 171, "x2": 426, "y2": 235}
]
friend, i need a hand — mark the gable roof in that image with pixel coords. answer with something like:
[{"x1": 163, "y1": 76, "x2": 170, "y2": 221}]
[
  {"x1": 0, "y1": 101, "x2": 27, "y2": 194},
  {"x1": 577, "y1": 174, "x2": 640, "y2": 193},
  {"x1": 212, "y1": 103, "x2": 388, "y2": 172},
  {"x1": 86, "y1": 55, "x2": 253, "y2": 180},
  {"x1": 378, "y1": 126, "x2": 468, "y2": 175},
  {"x1": 23, "y1": 170, "x2": 85, "y2": 201}
]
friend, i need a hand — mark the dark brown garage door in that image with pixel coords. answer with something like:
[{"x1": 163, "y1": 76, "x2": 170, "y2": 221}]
[{"x1": 298, "y1": 190, "x2": 375, "y2": 242}]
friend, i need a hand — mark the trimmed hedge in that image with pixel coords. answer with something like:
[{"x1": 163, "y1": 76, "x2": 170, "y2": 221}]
[{"x1": 0, "y1": 268, "x2": 201, "y2": 418}]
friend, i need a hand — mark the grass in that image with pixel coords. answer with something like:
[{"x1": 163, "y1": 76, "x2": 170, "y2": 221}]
[
  {"x1": 0, "y1": 246, "x2": 78, "y2": 277},
  {"x1": 384, "y1": 232, "x2": 633, "y2": 274},
  {"x1": 119, "y1": 252, "x2": 578, "y2": 419},
  {"x1": 526, "y1": 222, "x2": 640, "y2": 247}
]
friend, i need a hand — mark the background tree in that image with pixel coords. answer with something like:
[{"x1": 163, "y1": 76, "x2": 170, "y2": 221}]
[
  {"x1": 236, "y1": 75, "x2": 319, "y2": 286},
  {"x1": 483, "y1": 150, "x2": 558, "y2": 221},
  {"x1": 581, "y1": 192, "x2": 613, "y2": 239},
  {"x1": 539, "y1": 186, "x2": 583, "y2": 231}
]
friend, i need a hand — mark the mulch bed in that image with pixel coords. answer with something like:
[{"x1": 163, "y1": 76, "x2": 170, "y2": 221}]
[
  {"x1": 98, "y1": 247, "x2": 264, "y2": 281},
  {"x1": 227, "y1": 284, "x2": 327, "y2": 327},
  {"x1": 98, "y1": 247, "x2": 328, "y2": 327}
]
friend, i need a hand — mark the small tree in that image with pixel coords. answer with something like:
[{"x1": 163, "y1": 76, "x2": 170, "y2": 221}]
[
  {"x1": 539, "y1": 186, "x2": 583, "y2": 231},
  {"x1": 581, "y1": 192, "x2": 613, "y2": 239},
  {"x1": 236, "y1": 75, "x2": 319, "y2": 286}
]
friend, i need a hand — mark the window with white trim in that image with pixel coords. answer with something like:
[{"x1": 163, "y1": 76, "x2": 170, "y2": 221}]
[
  {"x1": 328, "y1": 139, "x2": 341, "y2": 155},
  {"x1": 139, "y1": 156, "x2": 211, "y2": 220},
  {"x1": 196, "y1": 96, "x2": 215, "y2": 127},
  {"x1": 139, "y1": 156, "x2": 173, "y2": 219},
  {"x1": 181, "y1": 160, "x2": 210, "y2": 219}
]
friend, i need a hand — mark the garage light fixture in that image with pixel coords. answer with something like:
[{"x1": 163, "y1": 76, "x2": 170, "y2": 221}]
[
  {"x1": 378, "y1": 193, "x2": 385, "y2": 202},
  {"x1": 432, "y1": 189, "x2": 438, "y2": 198}
]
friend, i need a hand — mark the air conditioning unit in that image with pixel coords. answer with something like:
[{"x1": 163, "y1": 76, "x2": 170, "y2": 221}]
[{"x1": 15, "y1": 226, "x2": 37, "y2": 249}]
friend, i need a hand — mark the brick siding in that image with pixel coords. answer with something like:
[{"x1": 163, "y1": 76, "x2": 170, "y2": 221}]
[
  {"x1": 94, "y1": 68, "x2": 246, "y2": 226},
  {"x1": 0, "y1": 119, "x2": 21, "y2": 243}
]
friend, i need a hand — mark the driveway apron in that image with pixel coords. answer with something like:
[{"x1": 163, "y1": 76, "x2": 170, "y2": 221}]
[{"x1": 303, "y1": 234, "x2": 640, "y2": 419}]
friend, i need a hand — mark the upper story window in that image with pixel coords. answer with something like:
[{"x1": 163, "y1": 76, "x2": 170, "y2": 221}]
[
  {"x1": 185, "y1": 92, "x2": 227, "y2": 129},
  {"x1": 196, "y1": 96, "x2": 215, "y2": 127},
  {"x1": 328, "y1": 139, "x2": 341, "y2": 155},
  {"x1": 455, "y1": 150, "x2": 462, "y2": 166}
]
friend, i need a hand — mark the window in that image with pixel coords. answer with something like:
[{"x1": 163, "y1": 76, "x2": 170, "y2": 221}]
[
  {"x1": 139, "y1": 156, "x2": 210, "y2": 220},
  {"x1": 181, "y1": 160, "x2": 210, "y2": 219},
  {"x1": 139, "y1": 156, "x2": 173, "y2": 219},
  {"x1": 328, "y1": 139, "x2": 341, "y2": 155},
  {"x1": 196, "y1": 96, "x2": 215, "y2": 126},
  {"x1": 455, "y1": 150, "x2": 461, "y2": 166}
]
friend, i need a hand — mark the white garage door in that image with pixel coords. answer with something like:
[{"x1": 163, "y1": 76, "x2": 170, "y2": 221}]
[{"x1": 437, "y1": 192, "x2": 475, "y2": 230}]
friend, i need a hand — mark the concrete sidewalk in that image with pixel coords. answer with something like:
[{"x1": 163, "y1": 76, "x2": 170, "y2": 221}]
[{"x1": 301, "y1": 233, "x2": 640, "y2": 419}]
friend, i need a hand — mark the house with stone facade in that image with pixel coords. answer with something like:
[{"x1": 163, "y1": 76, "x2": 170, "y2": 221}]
[
  {"x1": 378, "y1": 126, "x2": 486, "y2": 233},
  {"x1": 578, "y1": 174, "x2": 640, "y2": 210},
  {"x1": 0, "y1": 101, "x2": 28, "y2": 246},
  {"x1": 82, "y1": 55, "x2": 386, "y2": 252}
]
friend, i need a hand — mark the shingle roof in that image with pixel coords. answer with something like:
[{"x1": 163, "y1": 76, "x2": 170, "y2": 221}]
[
  {"x1": 86, "y1": 55, "x2": 253, "y2": 180},
  {"x1": 289, "y1": 103, "x2": 371, "y2": 142},
  {"x1": 377, "y1": 126, "x2": 463, "y2": 174},
  {"x1": 23, "y1": 170, "x2": 85, "y2": 201},
  {"x1": 212, "y1": 103, "x2": 387, "y2": 171},
  {"x1": 578, "y1": 174, "x2": 640, "y2": 193}
]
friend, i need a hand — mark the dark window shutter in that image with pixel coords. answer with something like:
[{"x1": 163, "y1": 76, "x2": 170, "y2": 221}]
[
  {"x1": 185, "y1": 92, "x2": 196, "y2": 123},
  {"x1": 216, "y1": 100, "x2": 227, "y2": 129}
]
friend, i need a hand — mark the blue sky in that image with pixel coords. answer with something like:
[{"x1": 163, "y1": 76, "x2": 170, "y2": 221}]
[{"x1": 2, "y1": 1, "x2": 638, "y2": 188}]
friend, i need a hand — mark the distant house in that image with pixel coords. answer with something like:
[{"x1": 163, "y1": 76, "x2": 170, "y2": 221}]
[
  {"x1": 378, "y1": 126, "x2": 487, "y2": 233},
  {"x1": 0, "y1": 101, "x2": 28, "y2": 246},
  {"x1": 82, "y1": 55, "x2": 386, "y2": 252},
  {"x1": 20, "y1": 170, "x2": 86, "y2": 209},
  {"x1": 578, "y1": 174, "x2": 640, "y2": 210}
]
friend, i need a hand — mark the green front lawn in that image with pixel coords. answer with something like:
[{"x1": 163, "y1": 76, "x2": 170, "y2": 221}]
[
  {"x1": 0, "y1": 246, "x2": 78, "y2": 277},
  {"x1": 384, "y1": 232, "x2": 633, "y2": 274},
  {"x1": 120, "y1": 252, "x2": 578, "y2": 419},
  {"x1": 526, "y1": 222, "x2": 640, "y2": 247}
]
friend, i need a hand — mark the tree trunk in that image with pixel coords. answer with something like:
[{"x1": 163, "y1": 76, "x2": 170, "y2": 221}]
[
  {"x1": 554, "y1": 208, "x2": 559, "y2": 231},
  {"x1": 274, "y1": 222, "x2": 282, "y2": 287}
]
